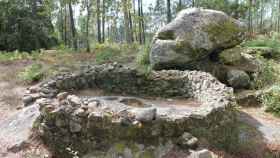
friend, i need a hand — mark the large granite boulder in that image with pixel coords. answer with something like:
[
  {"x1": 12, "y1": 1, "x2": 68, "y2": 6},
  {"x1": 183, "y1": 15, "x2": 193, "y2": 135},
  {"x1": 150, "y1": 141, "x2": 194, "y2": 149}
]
[{"x1": 150, "y1": 8, "x2": 246, "y2": 70}]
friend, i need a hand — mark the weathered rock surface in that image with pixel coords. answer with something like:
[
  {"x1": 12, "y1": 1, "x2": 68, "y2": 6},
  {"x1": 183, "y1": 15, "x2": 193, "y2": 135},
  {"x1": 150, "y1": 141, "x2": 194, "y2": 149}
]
[
  {"x1": 0, "y1": 104, "x2": 40, "y2": 153},
  {"x1": 23, "y1": 63, "x2": 238, "y2": 158},
  {"x1": 227, "y1": 69, "x2": 250, "y2": 89},
  {"x1": 150, "y1": 8, "x2": 245, "y2": 70},
  {"x1": 219, "y1": 47, "x2": 261, "y2": 73}
]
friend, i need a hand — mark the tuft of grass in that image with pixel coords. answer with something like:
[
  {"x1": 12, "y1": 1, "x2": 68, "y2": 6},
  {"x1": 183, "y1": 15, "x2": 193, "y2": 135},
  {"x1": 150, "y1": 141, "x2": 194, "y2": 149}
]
[
  {"x1": 261, "y1": 85, "x2": 280, "y2": 117},
  {"x1": 253, "y1": 58, "x2": 280, "y2": 89},
  {"x1": 18, "y1": 63, "x2": 44, "y2": 83},
  {"x1": 136, "y1": 44, "x2": 152, "y2": 76}
]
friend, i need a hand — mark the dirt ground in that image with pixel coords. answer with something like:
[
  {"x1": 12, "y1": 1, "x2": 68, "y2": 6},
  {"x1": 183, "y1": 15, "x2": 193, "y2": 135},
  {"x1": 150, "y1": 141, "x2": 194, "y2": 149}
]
[{"x1": 0, "y1": 59, "x2": 280, "y2": 158}]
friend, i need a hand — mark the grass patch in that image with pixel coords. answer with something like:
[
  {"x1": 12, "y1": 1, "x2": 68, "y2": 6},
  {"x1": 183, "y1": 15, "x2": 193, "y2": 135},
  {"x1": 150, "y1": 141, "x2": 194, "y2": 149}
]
[
  {"x1": 261, "y1": 85, "x2": 280, "y2": 117},
  {"x1": 0, "y1": 50, "x2": 40, "y2": 62},
  {"x1": 253, "y1": 58, "x2": 280, "y2": 89},
  {"x1": 18, "y1": 63, "x2": 44, "y2": 83},
  {"x1": 93, "y1": 43, "x2": 139, "y2": 64},
  {"x1": 243, "y1": 32, "x2": 280, "y2": 59},
  {"x1": 136, "y1": 44, "x2": 152, "y2": 76}
]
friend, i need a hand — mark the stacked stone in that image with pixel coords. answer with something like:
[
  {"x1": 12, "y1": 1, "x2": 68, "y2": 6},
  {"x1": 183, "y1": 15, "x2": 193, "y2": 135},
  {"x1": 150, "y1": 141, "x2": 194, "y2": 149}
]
[{"x1": 23, "y1": 63, "x2": 237, "y2": 158}]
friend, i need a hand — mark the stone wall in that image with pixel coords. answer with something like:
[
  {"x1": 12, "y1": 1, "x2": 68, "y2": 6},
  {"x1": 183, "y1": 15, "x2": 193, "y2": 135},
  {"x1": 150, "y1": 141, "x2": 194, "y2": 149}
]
[{"x1": 24, "y1": 63, "x2": 237, "y2": 158}]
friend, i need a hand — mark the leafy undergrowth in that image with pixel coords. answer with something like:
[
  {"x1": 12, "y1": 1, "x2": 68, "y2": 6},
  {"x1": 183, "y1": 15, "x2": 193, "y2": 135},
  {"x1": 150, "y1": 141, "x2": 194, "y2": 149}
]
[
  {"x1": 18, "y1": 63, "x2": 44, "y2": 83},
  {"x1": 261, "y1": 85, "x2": 280, "y2": 117},
  {"x1": 243, "y1": 32, "x2": 280, "y2": 59}
]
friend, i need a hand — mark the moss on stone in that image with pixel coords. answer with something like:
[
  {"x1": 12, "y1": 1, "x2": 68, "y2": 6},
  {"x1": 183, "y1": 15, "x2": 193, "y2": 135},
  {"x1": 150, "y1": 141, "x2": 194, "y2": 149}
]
[
  {"x1": 204, "y1": 20, "x2": 244, "y2": 47},
  {"x1": 219, "y1": 47, "x2": 243, "y2": 65},
  {"x1": 114, "y1": 142, "x2": 126, "y2": 153},
  {"x1": 140, "y1": 149, "x2": 155, "y2": 158}
]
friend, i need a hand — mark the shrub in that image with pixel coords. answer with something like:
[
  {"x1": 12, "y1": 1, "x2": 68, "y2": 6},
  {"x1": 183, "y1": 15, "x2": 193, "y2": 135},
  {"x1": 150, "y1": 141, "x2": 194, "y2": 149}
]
[
  {"x1": 136, "y1": 44, "x2": 152, "y2": 76},
  {"x1": 253, "y1": 59, "x2": 280, "y2": 89},
  {"x1": 18, "y1": 63, "x2": 44, "y2": 83},
  {"x1": 243, "y1": 32, "x2": 280, "y2": 58},
  {"x1": 261, "y1": 85, "x2": 280, "y2": 116}
]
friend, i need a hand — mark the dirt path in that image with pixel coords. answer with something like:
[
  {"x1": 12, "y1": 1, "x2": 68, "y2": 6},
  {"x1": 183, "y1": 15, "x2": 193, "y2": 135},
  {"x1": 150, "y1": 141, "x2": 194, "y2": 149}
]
[
  {"x1": 0, "y1": 61, "x2": 51, "y2": 158},
  {"x1": 239, "y1": 107, "x2": 280, "y2": 147}
]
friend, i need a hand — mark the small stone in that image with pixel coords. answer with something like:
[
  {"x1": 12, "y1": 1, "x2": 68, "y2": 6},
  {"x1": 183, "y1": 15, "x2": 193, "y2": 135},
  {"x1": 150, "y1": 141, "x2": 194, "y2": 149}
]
[
  {"x1": 87, "y1": 101, "x2": 99, "y2": 111},
  {"x1": 28, "y1": 86, "x2": 40, "y2": 93},
  {"x1": 177, "y1": 132, "x2": 198, "y2": 149},
  {"x1": 189, "y1": 149, "x2": 213, "y2": 158},
  {"x1": 67, "y1": 95, "x2": 82, "y2": 106},
  {"x1": 74, "y1": 108, "x2": 88, "y2": 117},
  {"x1": 23, "y1": 95, "x2": 34, "y2": 106},
  {"x1": 57, "y1": 92, "x2": 68, "y2": 101},
  {"x1": 134, "y1": 108, "x2": 156, "y2": 122},
  {"x1": 69, "y1": 120, "x2": 82, "y2": 133}
]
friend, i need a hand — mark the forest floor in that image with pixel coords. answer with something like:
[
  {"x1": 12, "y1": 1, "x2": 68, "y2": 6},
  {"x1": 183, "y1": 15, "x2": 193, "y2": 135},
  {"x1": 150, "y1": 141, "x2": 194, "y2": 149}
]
[{"x1": 0, "y1": 53, "x2": 280, "y2": 158}]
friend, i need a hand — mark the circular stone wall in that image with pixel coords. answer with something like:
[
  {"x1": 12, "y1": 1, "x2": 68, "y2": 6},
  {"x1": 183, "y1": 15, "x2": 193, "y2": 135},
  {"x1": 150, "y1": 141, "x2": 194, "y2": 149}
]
[{"x1": 24, "y1": 63, "x2": 237, "y2": 158}]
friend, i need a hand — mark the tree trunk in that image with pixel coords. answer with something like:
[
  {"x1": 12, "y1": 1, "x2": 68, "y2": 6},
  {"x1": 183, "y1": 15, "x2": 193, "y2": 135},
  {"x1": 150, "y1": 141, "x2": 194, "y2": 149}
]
[
  {"x1": 278, "y1": 0, "x2": 280, "y2": 32},
  {"x1": 138, "y1": 0, "x2": 142, "y2": 44},
  {"x1": 86, "y1": 0, "x2": 91, "y2": 52},
  {"x1": 128, "y1": 10, "x2": 134, "y2": 42},
  {"x1": 248, "y1": 0, "x2": 253, "y2": 34},
  {"x1": 64, "y1": 6, "x2": 67, "y2": 46},
  {"x1": 178, "y1": 0, "x2": 182, "y2": 12},
  {"x1": 122, "y1": 0, "x2": 132, "y2": 43},
  {"x1": 68, "y1": 1, "x2": 77, "y2": 50},
  {"x1": 166, "y1": 0, "x2": 171, "y2": 23},
  {"x1": 140, "y1": 0, "x2": 145, "y2": 43},
  {"x1": 259, "y1": 0, "x2": 263, "y2": 32},
  {"x1": 97, "y1": 0, "x2": 102, "y2": 43},
  {"x1": 192, "y1": 0, "x2": 195, "y2": 7},
  {"x1": 102, "y1": 0, "x2": 105, "y2": 43}
]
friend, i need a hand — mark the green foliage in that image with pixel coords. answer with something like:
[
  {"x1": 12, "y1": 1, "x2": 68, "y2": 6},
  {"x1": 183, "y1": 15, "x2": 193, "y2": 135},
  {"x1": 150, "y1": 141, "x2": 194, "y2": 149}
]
[
  {"x1": 18, "y1": 63, "x2": 44, "y2": 83},
  {"x1": 93, "y1": 43, "x2": 139, "y2": 64},
  {"x1": 0, "y1": 0, "x2": 57, "y2": 52},
  {"x1": 243, "y1": 32, "x2": 280, "y2": 59},
  {"x1": 253, "y1": 59, "x2": 280, "y2": 89},
  {"x1": 136, "y1": 44, "x2": 152, "y2": 76},
  {"x1": 261, "y1": 85, "x2": 280, "y2": 116},
  {"x1": 0, "y1": 50, "x2": 41, "y2": 61}
]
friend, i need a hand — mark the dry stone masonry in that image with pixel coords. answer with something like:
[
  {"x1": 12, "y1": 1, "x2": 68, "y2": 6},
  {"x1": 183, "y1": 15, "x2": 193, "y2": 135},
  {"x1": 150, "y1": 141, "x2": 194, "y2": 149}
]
[{"x1": 23, "y1": 63, "x2": 237, "y2": 158}]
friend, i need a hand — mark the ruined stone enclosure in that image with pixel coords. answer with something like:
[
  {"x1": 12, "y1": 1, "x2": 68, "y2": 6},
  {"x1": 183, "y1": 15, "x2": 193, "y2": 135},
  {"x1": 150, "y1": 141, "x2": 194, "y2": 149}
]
[{"x1": 24, "y1": 63, "x2": 237, "y2": 158}]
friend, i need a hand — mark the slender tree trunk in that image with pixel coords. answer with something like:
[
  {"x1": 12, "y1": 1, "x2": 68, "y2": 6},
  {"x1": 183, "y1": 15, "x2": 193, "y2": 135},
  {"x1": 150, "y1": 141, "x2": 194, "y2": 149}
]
[
  {"x1": 140, "y1": 0, "x2": 145, "y2": 43},
  {"x1": 166, "y1": 0, "x2": 171, "y2": 23},
  {"x1": 259, "y1": 0, "x2": 263, "y2": 32},
  {"x1": 64, "y1": 6, "x2": 67, "y2": 46},
  {"x1": 102, "y1": 0, "x2": 105, "y2": 43},
  {"x1": 178, "y1": 0, "x2": 182, "y2": 12},
  {"x1": 122, "y1": 0, "x2": 132, "y2": 43},
  {"x1": 192, "y1": 0, "x2": 195, "y2": 7},
  {"x1": 248, "y1": 0, "x2": 253, "y2": 34},
  {"x1": 133, "y1": 0, "x2": 138, "y2": 42},
  {"x1": 128, "y1": 10, "x2": 134, "y2": 42},
  {"x1": 138, "y1": 0, "x2": 142, "y2": 44},
  {"x1": 278, "y1": 0, "x2": 280, "y2": 32},
  {"x1": 97, "y1": 0, "x2": 102, "y2": 43},
  {"x1": 68, "y1": 1, "x2": 77, "y2": 50},
  {"x1": 86, "y1": 0, "x2": 91, "y2": 52}
]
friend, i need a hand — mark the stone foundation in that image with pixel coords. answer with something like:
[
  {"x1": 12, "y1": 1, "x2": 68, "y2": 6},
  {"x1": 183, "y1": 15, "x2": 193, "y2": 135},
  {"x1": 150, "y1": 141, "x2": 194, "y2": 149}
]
[{"x1": 24, "y1": 63, "x2": 237, "y2": 158}]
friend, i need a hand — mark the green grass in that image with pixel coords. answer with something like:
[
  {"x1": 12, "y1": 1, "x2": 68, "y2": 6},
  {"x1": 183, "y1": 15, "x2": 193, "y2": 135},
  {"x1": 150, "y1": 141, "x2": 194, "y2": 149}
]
[
  {"x1": 136, "y1": 44, "x2": 152, "y2": 76},
  {"x1": 243, "y1": 32, "x2": 280, "y2": 59},
  {"x1": 18, "y1": 63, "x2": 44, "y2": 83},
  {"x1": 261, "y1": 85, "x2": 280, "y2": 117},
  {"x1": 0, "y1": 50, "x2": 41, "y2": 61},
  {"x1": 253, "y1": 58, "x2": 280, "y2": 89}
]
